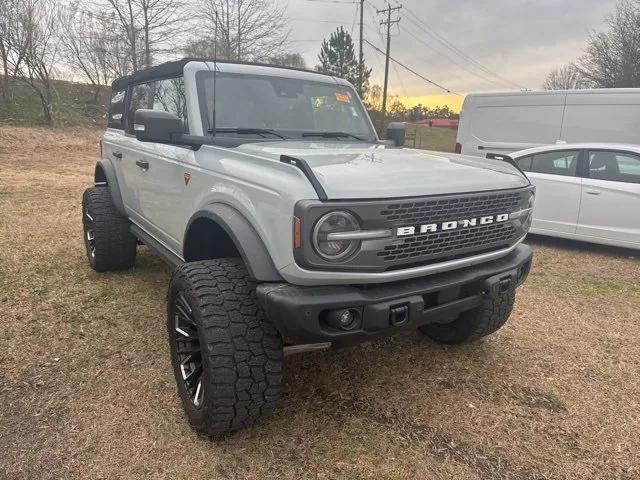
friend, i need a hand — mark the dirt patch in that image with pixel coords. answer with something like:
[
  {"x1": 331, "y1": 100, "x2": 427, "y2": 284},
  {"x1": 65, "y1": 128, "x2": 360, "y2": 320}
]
[{"x1": 1, "y1": 125, "x2": 639, "y2": 479}]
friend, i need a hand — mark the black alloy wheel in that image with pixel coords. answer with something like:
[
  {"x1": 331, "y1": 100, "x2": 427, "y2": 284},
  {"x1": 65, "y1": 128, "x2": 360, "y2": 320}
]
[{"x1": 170, "y1": 292, "x2": 204, "y2": 407}]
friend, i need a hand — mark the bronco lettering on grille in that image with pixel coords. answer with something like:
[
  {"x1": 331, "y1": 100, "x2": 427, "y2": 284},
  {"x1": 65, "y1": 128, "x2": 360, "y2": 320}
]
[{"x1": 396, "y1": 213, "x2": 510, "y2": 237}]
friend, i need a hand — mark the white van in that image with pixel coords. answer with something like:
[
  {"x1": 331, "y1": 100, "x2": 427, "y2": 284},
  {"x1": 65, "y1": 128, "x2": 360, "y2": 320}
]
[{"x1": 455, "y1": 89, "x2": 640, "y2": 156}]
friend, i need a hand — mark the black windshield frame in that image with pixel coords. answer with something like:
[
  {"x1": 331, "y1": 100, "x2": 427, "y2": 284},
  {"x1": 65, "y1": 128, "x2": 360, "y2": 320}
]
[{"x1": 195, "y1": 70, "x2": 378, "y2": 142}]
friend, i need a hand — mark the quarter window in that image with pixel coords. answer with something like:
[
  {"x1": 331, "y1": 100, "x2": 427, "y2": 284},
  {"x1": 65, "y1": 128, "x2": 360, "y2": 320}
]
[
  {"x1": 128, "y1": 77, "x2": 188, "y2": 133},
  {"x1": 530, "y1": 150, "x2": 579, "y2": 177},
  {"x1": 588, "y1": 151, "x2": 640, "y2": 184},
  {"x1": 108, "y1": 90, "x2": 126, "y2": 129}
]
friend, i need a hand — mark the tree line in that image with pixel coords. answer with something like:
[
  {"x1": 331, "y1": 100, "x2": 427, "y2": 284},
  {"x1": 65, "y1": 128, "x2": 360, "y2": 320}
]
[
  {"x1": 0, "y1": 0, "x2": 300, "y2": 124},
  {"x1": 544, "y1": 0, "x2": 640, "y2": 90},
  {"x1": 0, "y1": 0, "x2": 456, "y2": 125}
]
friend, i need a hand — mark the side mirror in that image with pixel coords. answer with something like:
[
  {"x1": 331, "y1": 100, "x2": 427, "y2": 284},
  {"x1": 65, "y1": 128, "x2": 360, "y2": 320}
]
[
  {"x1": 134, "y1": 109, "x2": 184, "y2": 143},
  {"x1": 385, "y1": 122, "x2": 406, "y2": 147}
]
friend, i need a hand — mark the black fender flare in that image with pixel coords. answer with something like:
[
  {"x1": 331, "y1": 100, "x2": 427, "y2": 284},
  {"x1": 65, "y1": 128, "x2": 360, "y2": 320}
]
[
  {"x1": 184, "y1": 204, "x2": 283, "y2": 282},
  {"x1": 94, "y1": 159, "x2": 126, "y2": 216}
]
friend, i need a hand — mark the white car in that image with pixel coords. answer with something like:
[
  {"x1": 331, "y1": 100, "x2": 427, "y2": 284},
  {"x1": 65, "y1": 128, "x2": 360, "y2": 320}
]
[{"x1": 507, "y1": 143, "x2": 640, "y2": 249}]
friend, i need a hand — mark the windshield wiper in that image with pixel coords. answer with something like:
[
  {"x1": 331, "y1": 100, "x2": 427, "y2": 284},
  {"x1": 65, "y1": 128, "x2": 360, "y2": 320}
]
[
  {"x1": 209, "y1": 127, "x2": 288, "y2": 139},
  {"x1": 301, "y1": 131, "x2": 366, "y2": 141}
]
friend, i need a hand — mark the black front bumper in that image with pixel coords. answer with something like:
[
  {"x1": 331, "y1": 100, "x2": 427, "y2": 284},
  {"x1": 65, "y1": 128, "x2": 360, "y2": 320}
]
[{"x1": 257, "y1": 244, "x2": 533, "y2": 347}]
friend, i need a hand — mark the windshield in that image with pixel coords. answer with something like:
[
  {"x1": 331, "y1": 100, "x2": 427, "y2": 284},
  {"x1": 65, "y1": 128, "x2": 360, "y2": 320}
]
[{"x1": 196, "y1": 71, "x2": 377, "y2": 142}]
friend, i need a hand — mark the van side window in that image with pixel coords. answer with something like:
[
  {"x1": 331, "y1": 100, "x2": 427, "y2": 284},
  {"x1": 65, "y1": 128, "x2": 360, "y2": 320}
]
[
  {"x1": 588, "y1": 151, "x2": 640, "y2": 184},
  {"x1": 515, "y1": 155, "x2": 532, "y2": 172},
  {"x1": 530, "y1": 150, "x2": 579, "y2": 177},
  {"x1": 108, "y1": 90, "x2": 126, "y2": 129},
  {"x1": 129, "y1": 77, "x2": 188, "y2": 134}
]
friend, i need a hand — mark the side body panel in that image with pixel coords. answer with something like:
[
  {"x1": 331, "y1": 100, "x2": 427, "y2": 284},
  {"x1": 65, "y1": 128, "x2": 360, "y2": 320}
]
[
  {"x1": 456, "y1": 91, "x2": 565, "y2": 155},
  {"x1": 527, "y1": 172, "x2": 582, "y2": 234},
  {"x1": 561, "y1": 90, "x2": 640, "y2": 144},
  {"x1": 577, "y1": 176, "x2": 640, "y2": 244}
]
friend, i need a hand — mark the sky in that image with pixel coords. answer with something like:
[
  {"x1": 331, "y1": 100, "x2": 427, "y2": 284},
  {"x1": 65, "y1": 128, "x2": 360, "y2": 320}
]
[{"x1": 286, "y1": 0, "x2": 618, "y2": 110}]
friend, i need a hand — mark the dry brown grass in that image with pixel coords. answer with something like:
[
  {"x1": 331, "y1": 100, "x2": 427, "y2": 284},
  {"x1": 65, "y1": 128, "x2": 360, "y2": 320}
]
[{"x1": 1, "y1": 125, "x2": 639, "y2": 480}]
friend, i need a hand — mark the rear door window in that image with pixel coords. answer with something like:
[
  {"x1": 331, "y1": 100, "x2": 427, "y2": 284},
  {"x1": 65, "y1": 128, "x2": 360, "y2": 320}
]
[
  {"x1": 587, "y1": 150, "x2": 640, "y2": 184},
  {"x1": 530, "y1": 150, "x2": 579, "y2": 177}
]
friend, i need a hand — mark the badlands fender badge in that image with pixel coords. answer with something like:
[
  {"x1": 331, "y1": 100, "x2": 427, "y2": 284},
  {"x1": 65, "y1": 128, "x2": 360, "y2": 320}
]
[
  {"x1": 397, "y1": 213, "x2": 510, "y2": 237},
  {"x1": 183, "y1": 172, "x2": 191, "y2": 186}
]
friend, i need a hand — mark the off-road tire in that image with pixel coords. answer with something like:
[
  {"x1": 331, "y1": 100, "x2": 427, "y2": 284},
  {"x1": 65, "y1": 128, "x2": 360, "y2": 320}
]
[
  {"x1": 81, "y1": 186, "x2": 136, "y2": 272},
  {"x1": 167, "y1": 258, "x2": 284, "y2": 438},
  {"x1": 419, "y1": 289, "x2": 516, "y2": 344}
]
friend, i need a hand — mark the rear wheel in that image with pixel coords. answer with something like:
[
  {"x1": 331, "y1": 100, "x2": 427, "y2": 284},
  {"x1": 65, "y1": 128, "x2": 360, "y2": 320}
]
[
  {"x1": 81, "y1": 187, "x2": 136, "y2": 272},
  {"x1": 419, "y1": 289, "x2": 516, "y2": 344},
  {"x1": 167, "y1": 258, "x2": 284, "y2": 438}
]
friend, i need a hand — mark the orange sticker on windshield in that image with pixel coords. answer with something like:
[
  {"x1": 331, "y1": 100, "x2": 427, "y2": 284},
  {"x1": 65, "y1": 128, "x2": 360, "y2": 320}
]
[{"x1": 335, "y1": 92, "x2": 350, "y2": 103}]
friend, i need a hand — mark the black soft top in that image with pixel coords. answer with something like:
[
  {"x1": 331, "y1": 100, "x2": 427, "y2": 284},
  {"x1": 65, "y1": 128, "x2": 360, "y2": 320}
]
[{"x1": 111, "y1": 57, "x2": 331, "y2": 91}]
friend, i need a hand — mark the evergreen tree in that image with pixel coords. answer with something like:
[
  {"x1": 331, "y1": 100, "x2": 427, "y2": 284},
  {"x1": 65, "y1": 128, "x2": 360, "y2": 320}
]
[{"x1": 316, "y1": 27, "x2": 371, "y2": 96}]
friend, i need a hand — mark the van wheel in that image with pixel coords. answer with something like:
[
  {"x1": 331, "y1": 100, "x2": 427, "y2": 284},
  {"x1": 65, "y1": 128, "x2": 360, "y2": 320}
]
[
  {"x1": 419, "y1": 289, "x2": 516, "y2": 344},
  {"x1": 167, "y1": 258, "x2": 284, "y2": 438},
  {"x1": 81, "y1": 187, "x2": 136, "y2": 272}
]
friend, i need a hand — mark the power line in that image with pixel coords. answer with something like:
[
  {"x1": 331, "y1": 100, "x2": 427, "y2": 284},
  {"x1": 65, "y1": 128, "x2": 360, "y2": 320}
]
[
  {"x1": 402, "y1": 5, "x2": 525, "y2": 90},
  {"x1": 290, "y1": 18, "x2": 352, "y2": 24},
  {"x1": 364, "y1": 38, "x2": 459, "y2": 95},
  {"x1": 400, "y1": 22, "x2": 504, "y2": 87}
]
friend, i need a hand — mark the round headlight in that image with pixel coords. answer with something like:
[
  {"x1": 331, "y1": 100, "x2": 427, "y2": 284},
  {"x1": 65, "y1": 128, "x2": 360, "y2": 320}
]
[{"x1": 312, "y1": 211, "x2": 361, "y2": 261}]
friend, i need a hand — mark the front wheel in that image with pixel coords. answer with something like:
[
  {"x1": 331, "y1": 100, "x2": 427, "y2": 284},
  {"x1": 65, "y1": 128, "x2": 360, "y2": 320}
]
[
  {"x1": 167, "y1": 258, "x2": 284, "y2": 438},
  {"x1": 419, "y1": 289, "x2": 516, "y2": 344}
]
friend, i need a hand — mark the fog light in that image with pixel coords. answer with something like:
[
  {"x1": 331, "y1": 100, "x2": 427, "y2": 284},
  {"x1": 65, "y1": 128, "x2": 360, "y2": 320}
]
[{"x1": 324, "y1": 308, "x2": 360, "y2": 331}]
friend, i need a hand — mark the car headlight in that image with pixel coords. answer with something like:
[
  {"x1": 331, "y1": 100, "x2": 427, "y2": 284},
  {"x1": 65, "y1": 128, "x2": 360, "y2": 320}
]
[{"x1": 312, "y1": 211, "x2": 361, "y2": 261}]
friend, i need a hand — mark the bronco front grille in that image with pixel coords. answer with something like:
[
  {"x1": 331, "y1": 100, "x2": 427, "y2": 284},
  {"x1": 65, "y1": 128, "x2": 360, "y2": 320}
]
[
  {"x1": 294, "y1": 187, "x2": 533, "y2": 272},
  {"x1": 379, "y1": 191, "x2": 522, "y2": 225},
  {"x1": 378, "y1": 222, "x2": 516, "y2": 263},
  {"x1": 376, "y1": 191, "x2": 523, "y2": 266}
]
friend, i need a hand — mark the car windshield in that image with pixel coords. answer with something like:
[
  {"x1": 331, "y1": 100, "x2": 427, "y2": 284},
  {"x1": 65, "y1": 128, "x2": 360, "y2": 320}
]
[{"x1": 196, "y1": 71, "x2": 377, "y2": 142}]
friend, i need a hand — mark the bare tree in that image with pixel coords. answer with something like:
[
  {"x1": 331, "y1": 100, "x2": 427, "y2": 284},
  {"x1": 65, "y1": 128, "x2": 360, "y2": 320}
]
[
  {"x1": 186, "y1": 0, "x2": 290, "y2": 62},
  {"x1": 98, "y1": 0, "x2": 183, "y2": 71},
  {"x1": 0, "y1": 0, "x2": 29, "y2": 108},
  {"x1": 58, "y1": 4, "x2": 114, "y2": 106},
  {"x1": 12, "y1": 0, "x2": 61, "y2": 124},
  {"x1": 543, "y1": 65, "x2": 591, "y2": 90},
  {"x1": 576, "y1": 0, "x2": 640, "y2": 87},
  {"x1": 267, "y1": 52, "x2": 306, "y2": 68}
]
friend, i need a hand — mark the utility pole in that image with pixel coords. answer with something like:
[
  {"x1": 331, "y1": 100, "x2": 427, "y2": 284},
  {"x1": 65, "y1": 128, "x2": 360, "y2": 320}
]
[
  {"x1": 358, "y1": 0, "x2": 364, "y2": 96},
  {"x1": 377, "y1": 2, "x2": 401, "y2": 130}
]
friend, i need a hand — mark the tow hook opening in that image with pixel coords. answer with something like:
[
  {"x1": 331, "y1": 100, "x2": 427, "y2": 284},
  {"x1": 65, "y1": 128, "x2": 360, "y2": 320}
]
[
  {"x1": 482, "y1": 271, "x2": 517, "y2": 298},
  {"x1": 498, "y1": 276, "x2": 512, "y2": 292},
  {"x1": 389, "y1": 304, "x2": 409, "y2": 327}
]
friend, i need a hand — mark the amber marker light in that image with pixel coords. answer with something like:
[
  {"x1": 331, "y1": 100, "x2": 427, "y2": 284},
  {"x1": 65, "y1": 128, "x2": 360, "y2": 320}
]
[{"x1": 293, "y1": 217, "x2": 302, "y2": 249}]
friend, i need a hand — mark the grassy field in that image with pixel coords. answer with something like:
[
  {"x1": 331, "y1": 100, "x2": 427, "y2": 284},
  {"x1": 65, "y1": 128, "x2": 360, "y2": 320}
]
[
  {"x1": 1, "y1": 125, "x2": 639, "y2": 479},
  {"x1": 405, "y1": 124, "x2": 457, "y2": 152},
  {"x1": 0, "y1": 78, "x2": 109, "y2": 126}
]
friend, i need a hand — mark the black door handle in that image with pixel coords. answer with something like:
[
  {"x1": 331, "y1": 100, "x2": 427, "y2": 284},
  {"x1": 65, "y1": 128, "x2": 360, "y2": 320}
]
[
  {"x1": 136, "y1": 159, "x2": 149, "y2": 170},
  {"x1": 112, "y1": 151, "x2": 122, "y2": 159}
]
